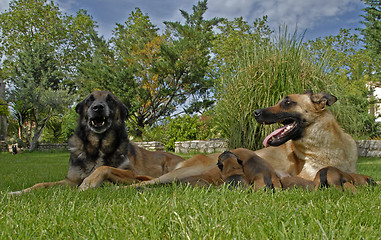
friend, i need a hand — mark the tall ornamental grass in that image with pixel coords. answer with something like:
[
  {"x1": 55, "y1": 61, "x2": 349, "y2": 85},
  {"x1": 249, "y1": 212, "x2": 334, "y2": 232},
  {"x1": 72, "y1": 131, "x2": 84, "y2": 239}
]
[{"x1": 214, "y1": 30, "x2": 369, "y2": 150}]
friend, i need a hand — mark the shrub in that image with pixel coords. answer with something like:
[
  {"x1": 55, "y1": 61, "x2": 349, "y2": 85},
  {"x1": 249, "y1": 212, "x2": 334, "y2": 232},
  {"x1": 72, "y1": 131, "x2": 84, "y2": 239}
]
[{"x1": 142, "y1": 113, "x2": 223, "y2": 151}]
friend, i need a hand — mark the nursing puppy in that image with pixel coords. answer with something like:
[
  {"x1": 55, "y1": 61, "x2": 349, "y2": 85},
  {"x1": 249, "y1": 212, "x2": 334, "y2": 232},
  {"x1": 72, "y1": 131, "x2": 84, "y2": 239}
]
[
  {"x1": 217, "y1": 151, "x2": 281, "y2": 191},
  {"x1": 217, "y1": 151, "x2": 250, "y2": 189},
  {"x1": 314, "y1": 166, "x2": 377, "y2": 192}
]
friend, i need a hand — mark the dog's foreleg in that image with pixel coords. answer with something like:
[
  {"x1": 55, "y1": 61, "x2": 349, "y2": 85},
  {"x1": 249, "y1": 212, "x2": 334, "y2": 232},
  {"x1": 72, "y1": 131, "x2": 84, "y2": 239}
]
[
  {"x1": 78, "y1": 166, "x2": 145, "y2": 191},
  {"x1": 131, "y1": 164, "x2": 215, "y2": 188},
  {"x1": 8, "y1": 179, "x2": 73, "y2": 196}
]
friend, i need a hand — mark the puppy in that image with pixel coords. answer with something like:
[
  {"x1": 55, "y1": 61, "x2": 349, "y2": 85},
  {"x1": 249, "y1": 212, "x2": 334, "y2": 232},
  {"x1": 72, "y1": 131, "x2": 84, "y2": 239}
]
[
  {"x1": 242, "y1": 154, "x2": 282, "y2": 191},
  {"x1": 217, "y1": 151, "x2": 250, "y2": 189},
  {"x1": 217, "y1": 151, "x2": 281, "y2": 191},
  {"x1": 314, "y1": 166, "x2": 377, "y2": 192},
  {"x1": 280, "y1": 176, "x2": 314, "y2": 190}
]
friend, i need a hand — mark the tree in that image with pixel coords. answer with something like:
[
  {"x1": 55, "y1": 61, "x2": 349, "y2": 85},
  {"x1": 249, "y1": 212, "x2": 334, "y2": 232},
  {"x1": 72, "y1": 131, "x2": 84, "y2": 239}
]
[
  {"x1": 78, "y1": 1, "x2": 223, "y2": 137},
  {"x1": 308, "y1": 29, "x2": 377, "y2": 137},
  {"x1": 0, "y1": 0, "x2": 98, "y2": 148},
  {"x1": 8, "y1": 41, "x2": 71, "y2": 150},
  {"x1": 163, "y1": 0, "x2": 223, "y2": 114},
  {"x1": 212, "y1": 16, "x2": 272, "y2": 78},
  {"x1": 0, "y1": 0, "x2": 97, "y2": 83},
  {"x1": 360, "y1": 0, "x2": 381, "y2": 61}
]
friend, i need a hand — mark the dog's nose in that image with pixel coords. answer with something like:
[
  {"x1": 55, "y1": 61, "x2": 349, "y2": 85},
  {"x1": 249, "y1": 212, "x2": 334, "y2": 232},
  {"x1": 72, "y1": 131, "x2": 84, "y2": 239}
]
[
  {"x1": 253, "y1": 109, "x2": 261, "y2": 118},
  {"x1": 92, "y1": 103, "x2": 104, "y2": 112}
]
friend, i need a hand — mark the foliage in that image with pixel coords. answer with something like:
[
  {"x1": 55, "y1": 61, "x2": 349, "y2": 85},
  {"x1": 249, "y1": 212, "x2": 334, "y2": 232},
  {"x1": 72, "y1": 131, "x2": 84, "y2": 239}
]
[
  {"x1": 360, "y1": 0, "x2": 381, "y2": 62},
  {"x1": 0, "y1": 0, "x2": 98, "y2": 85},
  {"x1": 7, "y1": 40, "x2": 72, "y2": 150},
  {"x1": 1, "y1": 0, "x2": 98, "y2": 148},
  {"x1": 39, "y1": 108, "x2": 77, "y2": 143},
  {"x1": 0, "y1": 99, "x2": 9, "y2": 116},
  {"x1": 212, "y1": 16, "x2": 272, "y2": 80},
  {"x1": 308, "y1": 29, "x2": 379, "y2": 138},
  {"x1": 142, "y1": 113, "x2": 222, "y2": 151},
  {"x1": 163, "y1": 0, "x2": 224, "y2": 114}
]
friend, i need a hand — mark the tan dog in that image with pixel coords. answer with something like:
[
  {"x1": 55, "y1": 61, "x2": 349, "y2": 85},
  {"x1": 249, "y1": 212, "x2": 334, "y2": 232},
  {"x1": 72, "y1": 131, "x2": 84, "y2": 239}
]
[
  {"x1": 314, "y1": 166, "x2": 377, "y2": 192},
  {"x1": 9, "y1": 91, "x2": 185, "y2": 195},
  {"x1": 132, "y1": 90, "x2": 358, "y2": 189},
  {"x1": 253, "y1": 90, "x2": 358, "y2": 180}
]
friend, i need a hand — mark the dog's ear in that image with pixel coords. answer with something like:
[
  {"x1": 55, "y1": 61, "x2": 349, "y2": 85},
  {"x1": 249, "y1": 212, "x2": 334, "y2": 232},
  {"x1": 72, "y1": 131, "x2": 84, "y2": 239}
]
[
  {"x1": 108, "y1": 92, "x2": 128, "y2": 121},
  {"x1": 76, "y1": 93, "x2": 95, "y2": 114},
  {"x1": 303, "y1": 90, "x2": 314, "y2": 96},
  {"x1": 119, "y1": 102, "x2": 128, "y2": 121},
  {"x1": 75, "y1": 101, "x2": 84, "y2": 114},
  {"x1": 310, "y1": 92, "x2": 337, "y2": 109},
  {"x1": 217, "y1": 162, "x2": 223, "y2": 171}
]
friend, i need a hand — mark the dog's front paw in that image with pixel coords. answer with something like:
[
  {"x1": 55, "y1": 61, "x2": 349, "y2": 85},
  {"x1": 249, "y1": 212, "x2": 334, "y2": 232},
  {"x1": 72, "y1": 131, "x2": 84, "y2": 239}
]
[
  {"x1": 78, "y1": 178, "x2": 93, "y2": 191},
  {"x1": 8, "y1": 191, "x2": 23, "y2": 196},
  {"x1": 78, "y1": 176, "x2": 103, "y2": 191}
]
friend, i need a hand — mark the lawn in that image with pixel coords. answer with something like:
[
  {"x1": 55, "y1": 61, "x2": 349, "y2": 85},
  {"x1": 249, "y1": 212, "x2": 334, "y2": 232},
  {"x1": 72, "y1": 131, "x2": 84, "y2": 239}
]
[{"x1": 0, "y1": 151, "x2": 380, "y2": 239}]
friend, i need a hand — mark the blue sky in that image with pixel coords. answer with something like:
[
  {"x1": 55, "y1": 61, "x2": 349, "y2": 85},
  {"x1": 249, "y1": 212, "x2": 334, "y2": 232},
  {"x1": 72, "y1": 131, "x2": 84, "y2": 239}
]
[{"x1": 0, "y1": 0, "x2": 366, "y2": 41}]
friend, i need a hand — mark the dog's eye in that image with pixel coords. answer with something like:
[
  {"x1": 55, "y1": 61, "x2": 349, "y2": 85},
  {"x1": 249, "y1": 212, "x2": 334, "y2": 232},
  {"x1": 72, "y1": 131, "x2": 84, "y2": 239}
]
[
  {"x1": 282, "y1": 97, "x2": 294, "y2": 107},
  {"x1": 86, "y1": 95, "x2": 95, "y2": 105},
  {"x1": 106, "y1": 94, "x2": 116, "y2": 104}
]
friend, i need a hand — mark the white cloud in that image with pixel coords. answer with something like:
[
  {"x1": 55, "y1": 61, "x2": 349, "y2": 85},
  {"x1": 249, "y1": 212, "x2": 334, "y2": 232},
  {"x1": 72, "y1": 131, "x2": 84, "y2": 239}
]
[{"x1": 207, "y1": 0, "x2": 360, "y2": 30}]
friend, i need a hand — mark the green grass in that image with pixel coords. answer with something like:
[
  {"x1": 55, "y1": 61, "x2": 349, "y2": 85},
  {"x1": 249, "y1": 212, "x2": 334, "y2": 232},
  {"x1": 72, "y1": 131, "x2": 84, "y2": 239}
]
[{"x1": 1, "y1": 152, "x2": 381, "y2": 239}]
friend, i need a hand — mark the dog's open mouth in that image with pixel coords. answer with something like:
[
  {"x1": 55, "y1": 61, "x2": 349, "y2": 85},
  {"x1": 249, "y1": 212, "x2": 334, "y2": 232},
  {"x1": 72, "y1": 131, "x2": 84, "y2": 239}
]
[
  {"x1": 88, "y1": 116, "x2": 111, "y2": 133},
  {"x1": 90, "y1": 117, "x2": 107, "y2": 128},
  {"x1": 263, "y1": 119, "x2": 299, "y2": 147}
]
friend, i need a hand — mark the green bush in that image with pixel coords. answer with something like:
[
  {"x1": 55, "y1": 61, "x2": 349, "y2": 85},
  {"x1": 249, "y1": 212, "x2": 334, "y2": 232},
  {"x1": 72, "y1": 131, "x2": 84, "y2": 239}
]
[{"x1": 142, "y1": 113, "x2": 223, "y2": 151}]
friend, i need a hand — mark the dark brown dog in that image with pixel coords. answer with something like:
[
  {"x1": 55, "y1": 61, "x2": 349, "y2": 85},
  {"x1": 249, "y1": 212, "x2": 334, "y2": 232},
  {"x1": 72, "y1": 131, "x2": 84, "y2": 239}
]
[
  {"x1": 9, "y1": 91, "x2": 185, "y2": 195},
  {"x1": 314, "y1": 166, "x2": 377, "y2": 192}
]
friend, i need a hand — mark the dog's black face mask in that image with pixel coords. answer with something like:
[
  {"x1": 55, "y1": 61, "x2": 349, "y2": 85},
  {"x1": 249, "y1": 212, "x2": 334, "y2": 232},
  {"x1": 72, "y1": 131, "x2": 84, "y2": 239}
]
[
  {"x1": 86, "y1": 94, "x2": 113, "y2": 134},
  {"x1": 254, "y1": 101, "x2": 306, "y2": 147},
  {"x1": 254, "y1": 90, "x2": 337, "y2": 147},
  {"x1": 76, "y1": 91, "x2": 128, "y2": 134}
]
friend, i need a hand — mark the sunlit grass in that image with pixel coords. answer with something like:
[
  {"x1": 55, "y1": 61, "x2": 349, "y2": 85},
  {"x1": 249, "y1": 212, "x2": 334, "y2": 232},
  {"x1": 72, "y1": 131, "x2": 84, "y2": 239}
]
[{"x1": 1, "y1": 152, "x2": 380, "y2": 239}]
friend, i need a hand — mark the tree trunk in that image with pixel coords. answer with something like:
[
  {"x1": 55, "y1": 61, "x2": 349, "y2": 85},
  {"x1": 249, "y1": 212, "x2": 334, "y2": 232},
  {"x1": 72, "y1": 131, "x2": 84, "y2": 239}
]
[{"x1": 0, "y1": 78, "x2": 7, "y2": 141}]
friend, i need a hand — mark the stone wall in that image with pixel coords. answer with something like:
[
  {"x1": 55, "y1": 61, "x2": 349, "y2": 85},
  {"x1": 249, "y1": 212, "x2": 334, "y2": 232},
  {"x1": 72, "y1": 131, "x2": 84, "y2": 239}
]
[
  {"x1": 2, "y1": 140, "x2": 381, "y2": 157},
  {"x1": 38, "y1": 143, "x2": 69, "y2": 151},
  {"x1": 175, "y1": 139, "x2": 229, "y2": 154},
  {"x1": 356, "y1": 140, "x2": 381, "y2": 157},
  {"x1": 134, "y1": 141, "x2": 165, "y2": 152}
]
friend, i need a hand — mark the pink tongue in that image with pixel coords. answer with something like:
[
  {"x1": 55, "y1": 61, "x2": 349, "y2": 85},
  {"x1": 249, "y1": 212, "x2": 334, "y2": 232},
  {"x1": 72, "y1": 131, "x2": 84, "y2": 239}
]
[{"x1": 263, "y1": 125, "x2": 287, "y2": 148}]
